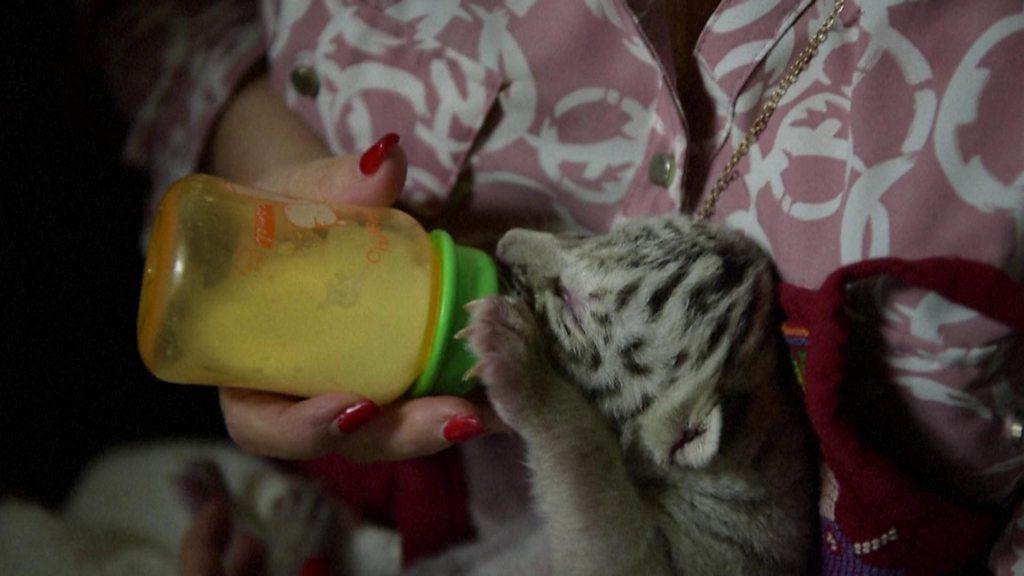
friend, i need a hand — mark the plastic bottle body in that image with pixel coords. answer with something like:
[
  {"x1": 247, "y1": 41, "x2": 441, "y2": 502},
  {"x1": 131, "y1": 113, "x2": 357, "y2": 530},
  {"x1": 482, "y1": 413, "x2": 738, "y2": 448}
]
[{"x1": 138, "y1": 175, "x2": 439, "y2": 404}]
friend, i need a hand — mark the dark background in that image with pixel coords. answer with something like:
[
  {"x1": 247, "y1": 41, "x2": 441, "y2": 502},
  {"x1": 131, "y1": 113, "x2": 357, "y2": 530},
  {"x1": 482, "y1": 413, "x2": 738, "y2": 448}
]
[{"x1": 2, "y1": 3, "x2": 225, "y2": 506}]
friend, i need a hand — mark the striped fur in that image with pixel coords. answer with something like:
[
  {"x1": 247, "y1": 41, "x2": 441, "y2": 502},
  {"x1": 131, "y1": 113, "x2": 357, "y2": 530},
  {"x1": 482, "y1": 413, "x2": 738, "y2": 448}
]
[
  {"x1": 501, "y1": 216, "x2": 775, "y2": 436},
  {"x1": 481, "y1": 215, "x2": 818, "y2": 575}
]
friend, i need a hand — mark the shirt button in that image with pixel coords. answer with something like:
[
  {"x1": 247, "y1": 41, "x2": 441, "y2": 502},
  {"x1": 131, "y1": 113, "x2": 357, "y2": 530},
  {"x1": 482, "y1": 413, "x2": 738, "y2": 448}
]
[
  {"x1": 290, "y1": 66, "x2": 320, "y2": 98},
  {"x1": 648, "y1": 153, "x2": 676, "y2": 188}
]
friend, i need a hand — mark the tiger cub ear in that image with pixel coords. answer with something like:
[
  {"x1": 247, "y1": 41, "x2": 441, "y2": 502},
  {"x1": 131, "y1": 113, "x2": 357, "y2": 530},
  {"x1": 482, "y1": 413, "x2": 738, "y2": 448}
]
[
  {"x1": 637, "y1": 394, "x2": 723, "y2": 469},
  {"x1": 671, "y1": 405, "x2": 722, "y2": 468}
]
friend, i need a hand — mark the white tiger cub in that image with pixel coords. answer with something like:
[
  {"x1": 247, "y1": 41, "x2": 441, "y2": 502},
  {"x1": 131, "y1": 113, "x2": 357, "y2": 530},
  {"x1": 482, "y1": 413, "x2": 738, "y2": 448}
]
[
  {"x1": 4, "y1": 216, "x2": 814, "y2": 576},
  {"x1": 457, "y1": 215, "x2": 818, "y2": 576}
]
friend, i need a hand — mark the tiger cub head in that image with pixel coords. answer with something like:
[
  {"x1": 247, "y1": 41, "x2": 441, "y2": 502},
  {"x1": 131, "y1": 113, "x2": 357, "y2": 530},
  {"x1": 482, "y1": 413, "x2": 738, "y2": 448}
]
[{"x1": 496, "y1": 215, "x2": 779, "y2": 469}]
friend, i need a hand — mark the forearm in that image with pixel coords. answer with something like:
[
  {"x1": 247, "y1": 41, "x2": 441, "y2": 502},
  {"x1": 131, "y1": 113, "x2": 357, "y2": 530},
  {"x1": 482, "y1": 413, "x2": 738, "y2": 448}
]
[
  {"x1": 522, "y1": 379, "x2": 669, "y2": 576},
  {"x1": 206, "y1": 74, "x2": 332, "y2": 186}
]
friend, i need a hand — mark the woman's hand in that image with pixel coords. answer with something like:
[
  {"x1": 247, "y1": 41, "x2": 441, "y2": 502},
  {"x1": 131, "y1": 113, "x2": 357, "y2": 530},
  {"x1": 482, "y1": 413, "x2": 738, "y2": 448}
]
[
  {"x1": 205, "y1": 74, "x2": 507, "y2": 462},
  {"x1": 219, "y1": 387, "x2": 505, "y2": 461}
]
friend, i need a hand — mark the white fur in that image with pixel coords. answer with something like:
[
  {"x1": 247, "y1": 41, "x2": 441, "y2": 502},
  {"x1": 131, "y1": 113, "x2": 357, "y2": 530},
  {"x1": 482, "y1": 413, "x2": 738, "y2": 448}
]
[{"x1": 0, "y1": 441, "x2": 402, "y2": 576}]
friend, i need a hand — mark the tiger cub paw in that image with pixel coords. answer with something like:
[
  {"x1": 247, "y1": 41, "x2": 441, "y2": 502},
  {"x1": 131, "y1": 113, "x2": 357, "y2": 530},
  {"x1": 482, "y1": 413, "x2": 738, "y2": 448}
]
[
  {"x1": 460, "y1": 295, "x2": 551, "y2": 428},
  {"x1": 263, "y1": 479, "x2": 346, "y2": 575}
]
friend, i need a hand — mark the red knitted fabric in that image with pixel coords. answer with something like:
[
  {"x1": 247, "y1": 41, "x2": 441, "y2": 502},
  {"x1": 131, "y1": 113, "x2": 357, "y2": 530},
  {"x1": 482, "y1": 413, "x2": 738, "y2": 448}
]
[{"x1": 781, "y1": 258, "x2": 1023, "y2": 575}]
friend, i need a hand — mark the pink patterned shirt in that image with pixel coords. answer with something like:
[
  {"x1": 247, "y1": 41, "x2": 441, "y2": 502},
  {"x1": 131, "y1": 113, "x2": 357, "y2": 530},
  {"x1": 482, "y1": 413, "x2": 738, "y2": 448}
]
[{"x1": 101, "y1": 0, "x2": 1024, "y2": 572}]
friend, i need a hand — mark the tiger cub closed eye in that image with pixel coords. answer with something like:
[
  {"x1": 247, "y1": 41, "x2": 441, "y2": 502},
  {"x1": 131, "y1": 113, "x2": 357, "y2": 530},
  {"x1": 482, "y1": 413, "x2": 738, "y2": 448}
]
[{"x1": 462, "y1": 215, "x2": 818, "y2": 576}]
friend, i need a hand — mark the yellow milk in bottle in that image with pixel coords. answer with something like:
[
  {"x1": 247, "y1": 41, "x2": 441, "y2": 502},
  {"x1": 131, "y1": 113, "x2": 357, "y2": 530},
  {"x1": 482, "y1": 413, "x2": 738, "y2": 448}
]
[{"x1": 138, "y1": 175, "x2": 497, "y2": 404}]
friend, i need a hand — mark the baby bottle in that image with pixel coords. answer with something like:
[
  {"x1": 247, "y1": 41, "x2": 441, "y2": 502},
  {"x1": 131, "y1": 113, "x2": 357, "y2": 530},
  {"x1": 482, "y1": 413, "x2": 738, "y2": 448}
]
[{"x1": 137, "y1": 174, "x2": 498, "y2": 404}]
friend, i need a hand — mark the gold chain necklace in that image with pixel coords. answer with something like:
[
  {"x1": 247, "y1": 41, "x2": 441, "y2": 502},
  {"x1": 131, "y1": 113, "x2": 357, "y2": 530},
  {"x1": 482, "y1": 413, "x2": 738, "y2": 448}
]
[{"x1": 695, "y1": 0, "x2": 846, "y2": 222}]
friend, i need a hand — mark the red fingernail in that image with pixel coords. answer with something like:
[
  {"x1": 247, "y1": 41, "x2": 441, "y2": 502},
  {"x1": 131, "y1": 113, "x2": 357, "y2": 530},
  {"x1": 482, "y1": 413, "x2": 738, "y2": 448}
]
[
  {"x1": 443, "y1": 415, "x2": 486, "y2": 443},
  {"x1": 336, "y1": 400, "x2": 380, "y2": 434},
  {"x1": 358, "y1": 133, "x2": 400, "y2": 176},
  {"x1": 300, "y1": 556, "x2": 329, "y2": 576}
]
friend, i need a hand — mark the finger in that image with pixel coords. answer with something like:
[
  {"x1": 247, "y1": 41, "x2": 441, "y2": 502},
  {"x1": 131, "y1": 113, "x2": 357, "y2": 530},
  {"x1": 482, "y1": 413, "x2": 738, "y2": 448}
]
[
  {"x1": 180, "y1": 499, "x2": 231, "y2": 576},
  {"x1": 220, "y1": 388, "x2": 378, "y2": 460},
  {"x1": 258, "y1": 135, "x2": 406, "y2": 207},
  {"x1": 221, "y1": 386, "x2": 513, "y2": 462},
  {"x1": 339, "y1": 396, "x2": 500, "y2": 462}
]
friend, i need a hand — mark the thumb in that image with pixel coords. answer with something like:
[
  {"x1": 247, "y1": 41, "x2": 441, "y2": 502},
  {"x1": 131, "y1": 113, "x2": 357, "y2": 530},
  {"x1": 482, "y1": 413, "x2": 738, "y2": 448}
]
[{"x1": 258, "y1": 133, "x2": 406, "y2": 208}]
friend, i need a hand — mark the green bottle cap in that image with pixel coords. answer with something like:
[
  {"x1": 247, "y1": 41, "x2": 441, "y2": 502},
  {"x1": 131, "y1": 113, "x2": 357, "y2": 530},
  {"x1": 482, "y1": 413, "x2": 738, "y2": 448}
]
[{"x1": 409, "y1": 230, "x2": 499, "y2": 397}]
